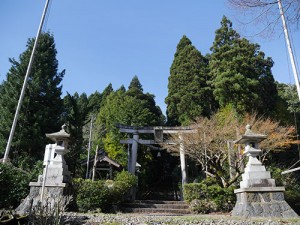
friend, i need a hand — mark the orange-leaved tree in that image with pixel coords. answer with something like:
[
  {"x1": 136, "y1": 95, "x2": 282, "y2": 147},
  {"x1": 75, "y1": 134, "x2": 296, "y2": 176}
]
[{"x1": 162, "y1": 107, "x2": 298, "y2": 188}]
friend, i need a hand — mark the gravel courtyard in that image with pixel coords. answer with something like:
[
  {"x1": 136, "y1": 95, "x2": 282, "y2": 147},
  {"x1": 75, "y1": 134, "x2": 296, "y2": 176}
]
[{"x1": 66, "y1": 213, "x2": 300, "y2": 225}]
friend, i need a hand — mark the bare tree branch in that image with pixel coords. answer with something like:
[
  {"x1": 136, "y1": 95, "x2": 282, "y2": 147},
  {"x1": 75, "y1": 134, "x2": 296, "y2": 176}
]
[
  {"x1": 228, "y1": 0, "x2": 300, "y2": 38},
  {"x1": 161, "y1": 110, "x2": 298, "y2": 187}
]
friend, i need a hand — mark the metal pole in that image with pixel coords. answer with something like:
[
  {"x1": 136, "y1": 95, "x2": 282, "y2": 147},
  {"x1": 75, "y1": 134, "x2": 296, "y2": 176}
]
[
  {"x1": 86, "y1": 115, "x2": 94, "y2": 179},
  {"x1": 3, "y1": 0, "x2": 51, "y2": 163},
  {"x1": 282, "y1": 167, "x2": 300, "y2": 174},
  {"x1": 204, "y1": 132, "x2": 207, "y2": 177},
  {"x1": 92, "y1": 145, "x2": 98, "y2": 181},
  {"x1": 278, "y1": 0, "x2": 300, "y2": 101},
  {"x1": 40, "y1": 144, "x2": 52, "y2": 202}
]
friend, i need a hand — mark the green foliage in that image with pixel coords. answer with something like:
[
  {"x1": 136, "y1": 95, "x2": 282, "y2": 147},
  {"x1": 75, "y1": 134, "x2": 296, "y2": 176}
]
[
  {"x1": 102, "y1": 132, "x2": 127, "y2": 166},
  {"x1": 189, "y1": 199, "x2": 218, "y2": 214},
  {"x1": 95, "y1": 77, "x2": 164, "y2": 167},
  {"x1": 73, "y1": 171, "x2": 137, "y2": 212},
  {"x1": 275, "y1": 82, "x2": 300, "y2": 126},
  {"x1": 73, "y1": 178, "x2": 110, "y2": 212},
  {"x1": 209, "y1": 16, "x2": 278, "y2": 116},
  {"x1": 0, "y1": 163, "x2": 31, "y2": 208},
  {"x1": 285, "y1": 188, "x2": 300, "y2": 214},
  {"x1": 0, "y1": 159, "x2": 42, "y2": 209},
  {"x1": 109, "y1": 171, "x2": 137, "y2": 204},
  {"x1": 63, "y1": 92, "x2": 90, "y2": 176},
  {"x1": 267, "y1": 165, "x2": 300, "y2": 214},
  {"x1": 11, "y1": 152, "x2": 43, "y2": 180},
  {"x1": 0, "y1": 32, "x2": 64, "y2": 159},
  {"x1": 114, "y1": 170, "x2": 137, "y2": 188},
  {"x1": 183, "y1": 180, "x2": 235, "y2": 213},
  {"x1": 166, "y1": 35, "x2": 215, "y2": 125}
]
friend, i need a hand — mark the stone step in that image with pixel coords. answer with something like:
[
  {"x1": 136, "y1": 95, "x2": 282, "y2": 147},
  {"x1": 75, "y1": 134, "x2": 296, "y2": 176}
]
[
  {"x1": 120, "y1": 200, "x2": 191, "y2": 214},
  {"x1": 122, "y1": 203, "x2": 189, "y2": 209},
  {"x1": 132, "y1": 200, "x2": 187, "y2": 205},
  {"x1": 121, "y1": 207, "x2": 191, "y2": 214}
]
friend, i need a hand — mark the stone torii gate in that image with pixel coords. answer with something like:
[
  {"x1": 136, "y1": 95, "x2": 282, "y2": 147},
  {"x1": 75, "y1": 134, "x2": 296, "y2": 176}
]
[{"x1": 117, "y1": 125, "x2": 194, "y2": 186}]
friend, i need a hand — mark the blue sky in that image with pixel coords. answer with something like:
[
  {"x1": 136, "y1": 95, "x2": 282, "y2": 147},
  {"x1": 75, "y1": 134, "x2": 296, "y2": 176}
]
[{"x1": 0, "y1": 0, "x2": 299, "y2": 115}]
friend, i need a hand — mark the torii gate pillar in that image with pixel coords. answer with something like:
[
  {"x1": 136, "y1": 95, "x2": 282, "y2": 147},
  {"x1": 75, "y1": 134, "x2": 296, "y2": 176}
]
[
  {"x1": 179, "y1": 134, "x2": 187, "y2": 186},
  {"x1": 130, "y1": 133, "x2": 139, "y2": 174}
]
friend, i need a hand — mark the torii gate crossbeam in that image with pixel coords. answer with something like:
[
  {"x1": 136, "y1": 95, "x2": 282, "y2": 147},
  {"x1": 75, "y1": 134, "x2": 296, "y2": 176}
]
[{"x1": 117, "y1": 124, "x2": 194, "y2": 187}]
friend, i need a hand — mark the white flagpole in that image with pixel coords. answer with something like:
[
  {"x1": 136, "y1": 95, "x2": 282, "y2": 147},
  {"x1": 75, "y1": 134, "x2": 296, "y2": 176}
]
[
  {"x1": 278, "y1": 0, "x2": 300, "y2": 101},
  {"x1": 3, "y1": 0, "x2": 51, "y2": 163}
]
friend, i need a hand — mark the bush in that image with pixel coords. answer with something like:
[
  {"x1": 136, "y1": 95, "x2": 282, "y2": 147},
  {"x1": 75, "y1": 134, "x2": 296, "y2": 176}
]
[
  {"x1": 73, "y1": 170, "x2": 137, "y2": 212},
  {"x1": 268, "y1": 164, "x2": 300, "y2": 214},
  {"x1": 73, "y1": 178, "x2": 110, "y2": 212},
  {"x1": 0, "y1": 163, "x2": 31, "y2": 209},
  {"x1": 285, "y1": 188, "x2": 300, "y2": 214},
  {"x1": 190, "y1": 199, "x2": 218, "y2": 214},
  {"x1": 110, "y1": 171, "x2": 137, "y2": 204},
  {"x1": 183, "y1": 180, "x2": 235, "y2": 213}
]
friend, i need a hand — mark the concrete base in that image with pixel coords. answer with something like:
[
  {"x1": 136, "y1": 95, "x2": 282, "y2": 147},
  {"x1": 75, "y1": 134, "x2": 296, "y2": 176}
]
[
  {"x1": 15, "y1": 184, "x2": 75, "y2": 215},
  {"x1": 232, "y1": 188, "x2": 298, "y2": 218}
]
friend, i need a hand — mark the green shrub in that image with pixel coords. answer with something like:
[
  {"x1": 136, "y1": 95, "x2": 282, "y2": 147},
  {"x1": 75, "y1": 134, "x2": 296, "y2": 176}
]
[
  {"x1": 183, "y1": 180, "x2": 235, "y2": 213},
  {"x1": 190, "y1": 199, "x2": 218, "y2": 214},
  {"x1": 268, "y1": 165, "x2": 300, "y2": 214},
  {"x1": 73, "y1": 171, "x2": 137, "y2": 212},
  {"x1": 183, "y1": 183, "x2": 205, "y2": 202},
  {"x1": 285, "y1": 188, "x2": 300, "y2": 214},
  {"x1": 73, "y1": 178, "x2": 110, "y2": 212},
  {"x1": 0, "y1": 163, "x2": 31, "y2": 209},
  {"x1": 111, "y1": 172, "x2": 137, "y2": 204},
  {"x1": 114, "y1": 170, "x2": 137, "y2": 188}
]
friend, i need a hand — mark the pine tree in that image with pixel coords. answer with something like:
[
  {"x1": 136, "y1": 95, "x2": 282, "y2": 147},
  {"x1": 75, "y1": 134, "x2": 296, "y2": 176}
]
[
  {"x1": 165, "y1": 35, "x2": 215, "y2": 126},
  {"x1": 0, "y1": 32, "x2": 64, "y2": 160},
  {"x1": 209, "y1": 16, "x2": 278, "y2": 115}
]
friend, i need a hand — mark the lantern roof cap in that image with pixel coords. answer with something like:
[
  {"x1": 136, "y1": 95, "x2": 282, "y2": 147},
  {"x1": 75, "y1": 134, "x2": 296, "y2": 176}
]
[
  {"x1": 235, "y1": 124, "x2": 267, "y2": 144},
  {"x1": 46, "y1": 124, "x2": 70, "y2": 142}
]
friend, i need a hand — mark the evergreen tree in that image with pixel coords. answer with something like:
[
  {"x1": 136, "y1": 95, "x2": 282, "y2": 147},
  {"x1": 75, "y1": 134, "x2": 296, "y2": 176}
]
[
  {"x1": 209, "y1": 16, "x2": 278, "y2": 115},
  {"x1": 0, "y1": 32, "x2": 64, "y2": 160},
  {"x1": 128, "y1": 75, "x2": 143, "y2": 91},
  {"x1": 63, "y1": 92, "x2": 89, "y2": 176},
  {"x1": 87, "y1": 91, "x2": 102, "y2": 115},
  {"x1": 165, "y1": 35, "x2": 215, "y2": 126},
  {"x1": 95, "y1": 77, "x2": 164, "y2": 164},
  {"x1": 275, "y1": 83, "x2": 300, "y2": 126},
  {"x1": 101, "y1": 83, "x2": 113, "y2": 103}
]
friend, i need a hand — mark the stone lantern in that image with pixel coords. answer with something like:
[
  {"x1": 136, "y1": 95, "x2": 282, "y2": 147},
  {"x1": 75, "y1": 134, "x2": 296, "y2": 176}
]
[
  {"x1": 231, "y1": 125, "x2": 297, "y2": 218},
  {"x1": 16, "y1": 125, "x2": 73, "y2": 215},
  {"x1": 42, "y1": 124, "x2": 71, "y2": 185}
]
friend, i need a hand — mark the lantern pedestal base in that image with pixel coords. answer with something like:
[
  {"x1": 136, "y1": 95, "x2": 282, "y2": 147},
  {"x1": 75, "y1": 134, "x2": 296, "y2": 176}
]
[{"x1": 232, "y1": 187, "x2": 298, "y2": 218}]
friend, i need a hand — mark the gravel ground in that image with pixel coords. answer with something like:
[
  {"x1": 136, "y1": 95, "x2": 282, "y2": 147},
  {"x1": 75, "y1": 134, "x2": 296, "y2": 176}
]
[{"x1": 65, "y1": 213, "x2": 300, "y2": 225}]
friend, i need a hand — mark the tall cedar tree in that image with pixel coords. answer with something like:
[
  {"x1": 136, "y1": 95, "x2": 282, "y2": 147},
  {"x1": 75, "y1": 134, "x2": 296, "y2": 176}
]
[
  {"x1": 63, "y1": 92, "x2": 89, "y2": 177},
  {"x1": 126, "y1": 75, "x2": 165, "y2": 125},
  {"x1": 0, "y1": 32, "x2": 64, "y2": 160},
  {"x1": 209, "y1": 16, "x2": 278, "y2": 115},
  {"x1": 165, "y1": 35, "x2": 215, "y2": 126},
  {"x1": 62, "y1": 84, "x2": 114, "y2": 176}
]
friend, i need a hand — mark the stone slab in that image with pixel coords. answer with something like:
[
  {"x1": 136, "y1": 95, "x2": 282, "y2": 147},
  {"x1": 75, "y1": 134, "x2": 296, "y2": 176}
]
[
  {"x1": 240, "y1": 178, "x2": 276, "y2": 188},
  {"x1": 232, "y1": 191, "x2": 298, "y2": 218},
  {"x1": 242, "y1": 171, "x2": 271, "y2": 180},
  {"x1": 234, "y1": 186, "x2": 285, "y2": 193},
  {"x1": 15, "y1": 185, "x2": 75, "y2": 215},
  {"x1": 29, "y1": 182, "x2": 68, "y2": 187}
]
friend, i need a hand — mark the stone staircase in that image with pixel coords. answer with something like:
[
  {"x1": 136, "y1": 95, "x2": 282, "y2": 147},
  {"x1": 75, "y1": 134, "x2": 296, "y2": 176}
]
[{"x1": 120, "y1": 200, "x2": 191, "y2": 214}]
